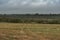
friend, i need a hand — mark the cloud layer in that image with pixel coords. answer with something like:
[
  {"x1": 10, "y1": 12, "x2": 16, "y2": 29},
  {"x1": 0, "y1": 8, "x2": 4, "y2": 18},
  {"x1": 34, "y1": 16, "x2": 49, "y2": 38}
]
[{"x1": 0, "y1": 0, "x2": 60, "y2": 14}]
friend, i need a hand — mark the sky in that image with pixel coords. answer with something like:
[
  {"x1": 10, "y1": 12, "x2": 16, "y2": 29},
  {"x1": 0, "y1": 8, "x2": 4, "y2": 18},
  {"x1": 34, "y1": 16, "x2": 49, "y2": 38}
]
[{"x1": 0, "y1": 0, "x2": 60, "y2": 14}]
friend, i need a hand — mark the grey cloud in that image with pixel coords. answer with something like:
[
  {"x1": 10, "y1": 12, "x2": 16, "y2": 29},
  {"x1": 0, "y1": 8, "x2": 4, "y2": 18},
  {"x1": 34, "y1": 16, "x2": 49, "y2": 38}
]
[
  {"x1": 0, "y1": 0, "x2": 9, "y2": 4},
  {"x1": 0, "y1": 0, "x2": 60, "y2": 14}
]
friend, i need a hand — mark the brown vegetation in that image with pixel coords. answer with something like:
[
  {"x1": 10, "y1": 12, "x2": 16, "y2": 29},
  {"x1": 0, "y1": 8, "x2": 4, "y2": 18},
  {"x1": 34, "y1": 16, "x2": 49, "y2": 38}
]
[{"x1": 0, "y1": 23, "x2": 60, "y2": 40}]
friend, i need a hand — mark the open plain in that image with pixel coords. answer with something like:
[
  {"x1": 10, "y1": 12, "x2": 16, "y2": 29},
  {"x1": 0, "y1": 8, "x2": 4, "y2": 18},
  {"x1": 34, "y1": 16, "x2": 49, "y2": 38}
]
[{"x1": 0, "y1": 23, "x2": 60, "y2": 40}]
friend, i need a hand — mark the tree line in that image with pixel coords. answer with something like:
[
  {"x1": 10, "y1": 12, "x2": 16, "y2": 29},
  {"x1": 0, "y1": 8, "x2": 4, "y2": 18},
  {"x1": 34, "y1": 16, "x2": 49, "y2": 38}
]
[
  {"x1": 0, "y1": 13, "x2": 60, "y2": 24},
  {"x1": 0, "y1": 17, "x2": 60, "y2": 24}
]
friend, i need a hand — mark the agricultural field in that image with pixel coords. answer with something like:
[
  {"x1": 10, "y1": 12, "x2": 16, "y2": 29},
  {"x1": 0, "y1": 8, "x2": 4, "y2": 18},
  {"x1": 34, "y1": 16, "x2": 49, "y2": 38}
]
[{"x1": 0, "y1": 23, "x2": 60, "y2": 40}]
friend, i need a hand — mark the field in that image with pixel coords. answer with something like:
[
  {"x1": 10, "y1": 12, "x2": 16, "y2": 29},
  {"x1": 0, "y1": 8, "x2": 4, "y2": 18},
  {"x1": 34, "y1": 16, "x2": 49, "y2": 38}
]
[{"x1": 0, "y1": 23, "x2": 60, "y2": 40}]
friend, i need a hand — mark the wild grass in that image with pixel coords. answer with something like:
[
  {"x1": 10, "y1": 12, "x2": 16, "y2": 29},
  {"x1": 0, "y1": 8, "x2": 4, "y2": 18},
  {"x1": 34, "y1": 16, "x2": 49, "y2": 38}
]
[{"x1": 0, "y1": 23, "x2": 60, "y2": 40}]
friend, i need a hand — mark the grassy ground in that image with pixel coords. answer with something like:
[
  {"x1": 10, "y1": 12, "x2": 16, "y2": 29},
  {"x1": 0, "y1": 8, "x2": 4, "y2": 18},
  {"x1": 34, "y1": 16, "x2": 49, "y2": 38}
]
[{"x1": 0, "y1": 23, "x2": 60, "y2": 40}]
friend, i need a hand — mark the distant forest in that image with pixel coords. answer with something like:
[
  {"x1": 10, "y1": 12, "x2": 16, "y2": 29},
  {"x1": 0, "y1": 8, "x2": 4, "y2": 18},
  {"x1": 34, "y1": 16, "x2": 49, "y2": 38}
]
[{"x1": 0, "y1": 13, "x2": 60, "y2": 24}]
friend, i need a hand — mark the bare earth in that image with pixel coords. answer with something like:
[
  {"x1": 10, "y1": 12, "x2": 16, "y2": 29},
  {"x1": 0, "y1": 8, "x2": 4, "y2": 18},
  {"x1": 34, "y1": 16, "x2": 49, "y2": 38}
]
[{"x1": 0, "y1": 23, "x2": 60, "y2": 40}]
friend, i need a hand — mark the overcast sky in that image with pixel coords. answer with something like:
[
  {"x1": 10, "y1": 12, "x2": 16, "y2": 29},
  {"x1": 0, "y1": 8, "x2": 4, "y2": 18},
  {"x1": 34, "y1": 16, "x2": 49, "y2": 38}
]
[{"x1": 0, "y1": 0, "x2": 60, "y2": 14}]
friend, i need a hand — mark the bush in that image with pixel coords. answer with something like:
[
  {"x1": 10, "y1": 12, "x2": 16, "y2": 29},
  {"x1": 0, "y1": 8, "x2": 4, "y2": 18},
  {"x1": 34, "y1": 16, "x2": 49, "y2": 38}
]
[{"x1": 0, "y1": 17, "x2": 60, "y2": 24}]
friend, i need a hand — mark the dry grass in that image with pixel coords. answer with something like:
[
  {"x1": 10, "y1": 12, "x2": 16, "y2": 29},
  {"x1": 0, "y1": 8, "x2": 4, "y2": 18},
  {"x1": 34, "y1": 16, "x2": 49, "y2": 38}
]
[{"x1": 0, "y1": 23, "x2": 60, "y2": 40}]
